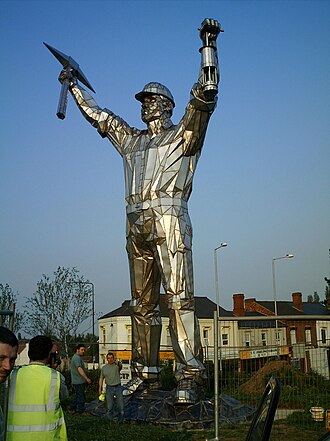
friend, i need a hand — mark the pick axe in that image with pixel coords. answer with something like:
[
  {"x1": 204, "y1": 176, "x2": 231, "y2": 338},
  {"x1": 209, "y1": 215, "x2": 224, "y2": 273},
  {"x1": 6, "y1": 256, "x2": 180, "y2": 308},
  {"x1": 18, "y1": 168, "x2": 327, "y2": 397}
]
[{"x1": 44, "y1": 42, "x2": 95, "y2": 120}]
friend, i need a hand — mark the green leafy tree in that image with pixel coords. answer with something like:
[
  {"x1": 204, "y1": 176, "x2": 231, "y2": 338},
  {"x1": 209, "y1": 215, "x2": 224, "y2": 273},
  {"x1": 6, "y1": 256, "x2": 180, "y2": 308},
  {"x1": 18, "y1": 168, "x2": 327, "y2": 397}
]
[
  {"x1": 0, "y1": 283, "x2": 23, "y2": 333},
  {"x1": 24, "y1": 267, "x2": 92, "y2": 355}
]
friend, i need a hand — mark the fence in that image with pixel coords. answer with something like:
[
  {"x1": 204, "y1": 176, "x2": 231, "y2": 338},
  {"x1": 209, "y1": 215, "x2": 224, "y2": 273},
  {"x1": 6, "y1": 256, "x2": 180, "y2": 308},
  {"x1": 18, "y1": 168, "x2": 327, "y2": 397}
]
[
  {"x1": 98, "y1": 314, "x2": 330, "y2": 428},
  {"x1": 208, "y1": 314, "x2": 330, "y2": 432}
]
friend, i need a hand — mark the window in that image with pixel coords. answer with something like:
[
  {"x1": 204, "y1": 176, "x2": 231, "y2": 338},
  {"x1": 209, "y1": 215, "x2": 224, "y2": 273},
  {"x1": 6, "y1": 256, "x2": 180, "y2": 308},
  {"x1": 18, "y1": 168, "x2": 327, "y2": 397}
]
[
  {"x1": 305, "y1": 328, "x2": 312, "y2": 345},
  {"x1": 222, "y1": 333, "x2": 229, "y2": 346},
  {"x1": 100, "y1": 326, "x2": 106, "y2": 346},
  {"x1": 275, "y1": 331, "x2": 280, "y2": 344},
  {"x1": 261, "y1": 332, "x2": 267, "y2": 346},
  {"x1": 321, "y1": 328, "x2": 327, "y2": 344},
  {"x1": 126, "y1": 325, "x2": 132, "y2": 344},
  {"x1": 203, "y1": 327, "x2": 210, "y2": 346},
  {"x1": 290, "y1": 328, "x2": 297, "y2": 345},
  {"x1": 166, "y1": 326, "x2": 171, "y2": 347},
  {"x1": 245, "y1": 332, "x2": 251, "y2": 347}
]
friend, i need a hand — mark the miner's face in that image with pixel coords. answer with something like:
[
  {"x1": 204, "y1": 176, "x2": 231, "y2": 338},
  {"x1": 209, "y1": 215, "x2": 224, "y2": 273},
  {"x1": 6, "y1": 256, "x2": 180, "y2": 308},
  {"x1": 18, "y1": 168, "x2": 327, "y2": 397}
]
[{"x1": 141, "y1": 95, "x2": 166, "y2": 123}]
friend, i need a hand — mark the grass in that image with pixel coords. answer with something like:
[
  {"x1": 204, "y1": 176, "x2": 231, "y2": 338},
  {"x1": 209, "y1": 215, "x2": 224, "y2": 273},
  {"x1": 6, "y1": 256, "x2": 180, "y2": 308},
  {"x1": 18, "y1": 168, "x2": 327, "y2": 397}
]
[
  {"x1": 62, "y1": 364, "x2": 329, "y2": 440},
  {"x1": 65, "y1": 412, "x2": 192, "y2": 441},
  {"x1": 64, "y1": 410, "x2": 327, "y2": 441}
]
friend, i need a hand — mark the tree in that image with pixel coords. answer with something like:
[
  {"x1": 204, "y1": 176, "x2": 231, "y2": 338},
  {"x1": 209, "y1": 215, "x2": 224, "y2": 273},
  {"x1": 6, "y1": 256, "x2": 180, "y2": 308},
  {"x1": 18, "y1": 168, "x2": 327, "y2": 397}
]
[
  {"x1": 324, "y1": 277, "x2": 330, "y2": 311},
  {"x1": 307, "y1": 291, "x2": 320, "y2": 303},
  {"x1": 0, "y1": 283, "x2": 23, "y2": 333},
  {"x1": 24, "y1": 267, "x2": 92, "y2": 355}
]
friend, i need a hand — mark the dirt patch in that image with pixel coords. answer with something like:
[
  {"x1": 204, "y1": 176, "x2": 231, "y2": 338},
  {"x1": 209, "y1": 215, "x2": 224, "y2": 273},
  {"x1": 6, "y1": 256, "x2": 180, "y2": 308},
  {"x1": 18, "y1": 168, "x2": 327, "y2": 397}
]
[{"x1": 240, "y1": 360, "x2": 288, "y2": 394}]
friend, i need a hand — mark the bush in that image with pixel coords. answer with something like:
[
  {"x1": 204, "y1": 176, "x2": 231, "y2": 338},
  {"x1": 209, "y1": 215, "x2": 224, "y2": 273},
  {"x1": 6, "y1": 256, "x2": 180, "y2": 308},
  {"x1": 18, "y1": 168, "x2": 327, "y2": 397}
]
[
  {"x1": 61, "y1": 367, "x2": 100, "y2": 404},
  {"x1": 160, "y1": 361, "x2": 176, "y2": 391}
]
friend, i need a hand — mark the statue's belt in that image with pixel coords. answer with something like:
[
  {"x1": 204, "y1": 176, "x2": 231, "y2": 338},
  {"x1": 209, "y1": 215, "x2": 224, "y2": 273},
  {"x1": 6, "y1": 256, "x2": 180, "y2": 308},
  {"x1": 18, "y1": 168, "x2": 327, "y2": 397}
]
[{"x1": 126, "y1": 198, "x2": 188, "y2": 213}]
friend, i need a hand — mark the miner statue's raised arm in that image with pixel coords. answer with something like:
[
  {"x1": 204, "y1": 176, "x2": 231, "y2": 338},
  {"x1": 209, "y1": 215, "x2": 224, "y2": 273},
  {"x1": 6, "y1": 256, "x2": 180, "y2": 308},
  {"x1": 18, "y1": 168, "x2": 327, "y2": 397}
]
[{"x1": 47, "y1": 18, "x2": 222, "y2": 405}]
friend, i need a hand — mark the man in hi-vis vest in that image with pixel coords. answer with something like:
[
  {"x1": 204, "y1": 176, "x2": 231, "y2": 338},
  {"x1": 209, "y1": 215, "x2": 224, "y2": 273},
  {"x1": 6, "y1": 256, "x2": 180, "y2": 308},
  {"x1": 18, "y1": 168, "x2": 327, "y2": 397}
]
[{"x1": 6, "y1": 336, "x2": 67, "y2": 441}]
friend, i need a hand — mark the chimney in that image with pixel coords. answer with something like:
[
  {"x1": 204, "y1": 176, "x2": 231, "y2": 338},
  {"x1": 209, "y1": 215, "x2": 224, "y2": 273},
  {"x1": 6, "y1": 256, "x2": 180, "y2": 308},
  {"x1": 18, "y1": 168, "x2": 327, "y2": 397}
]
[
  {"x1": 233, "y1": 293, "x2": 245, "y2": 316},
  {"x1": 292, "y1": 292, "x2": 303, "y2": 311}
]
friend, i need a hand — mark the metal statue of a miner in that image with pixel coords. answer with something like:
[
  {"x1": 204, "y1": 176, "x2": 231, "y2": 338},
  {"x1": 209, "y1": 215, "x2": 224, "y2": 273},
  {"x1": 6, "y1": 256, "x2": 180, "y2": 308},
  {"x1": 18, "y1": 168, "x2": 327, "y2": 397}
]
[{"x1": 54, "y1": 18, "x2": 222, "y2": 404}]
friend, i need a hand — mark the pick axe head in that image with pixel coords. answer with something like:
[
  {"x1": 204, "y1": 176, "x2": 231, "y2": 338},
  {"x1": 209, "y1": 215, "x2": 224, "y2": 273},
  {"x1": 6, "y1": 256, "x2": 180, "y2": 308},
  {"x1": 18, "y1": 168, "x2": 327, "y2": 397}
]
[{"x1": 44, "y1": 42, "x2": 95, "y2": 119}]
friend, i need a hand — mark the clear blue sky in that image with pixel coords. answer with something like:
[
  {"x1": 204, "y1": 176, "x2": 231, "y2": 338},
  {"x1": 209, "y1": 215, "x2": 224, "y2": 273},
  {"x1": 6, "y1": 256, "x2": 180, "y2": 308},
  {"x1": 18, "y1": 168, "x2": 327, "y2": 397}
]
[{"x1": 1, "y1": 0, "x2": 329, "y2": 330}]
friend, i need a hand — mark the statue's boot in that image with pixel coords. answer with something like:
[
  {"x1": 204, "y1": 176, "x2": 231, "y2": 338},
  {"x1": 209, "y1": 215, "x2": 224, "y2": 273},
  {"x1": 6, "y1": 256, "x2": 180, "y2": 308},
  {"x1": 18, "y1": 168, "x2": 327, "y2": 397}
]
[{"x1": 174, "y1": 378, "x2": 198, "y2": 405}]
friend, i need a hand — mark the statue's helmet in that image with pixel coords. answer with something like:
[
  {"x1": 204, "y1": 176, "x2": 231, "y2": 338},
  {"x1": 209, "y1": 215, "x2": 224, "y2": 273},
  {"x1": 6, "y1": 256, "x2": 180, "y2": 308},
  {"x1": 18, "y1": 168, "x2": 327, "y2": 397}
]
[{"x1": 135, "y1": 82, "x2": 175, "y2": 108}]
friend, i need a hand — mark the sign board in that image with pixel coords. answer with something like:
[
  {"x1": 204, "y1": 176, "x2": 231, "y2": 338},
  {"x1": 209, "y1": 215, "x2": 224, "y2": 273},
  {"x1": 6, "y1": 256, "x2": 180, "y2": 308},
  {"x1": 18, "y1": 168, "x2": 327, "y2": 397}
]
[
  {"x1": 107, "y1": 350, "x2": 175, "y2": 361},
  {"x1": 240, "y1": 346, "x2": 289, "y2": 360}
]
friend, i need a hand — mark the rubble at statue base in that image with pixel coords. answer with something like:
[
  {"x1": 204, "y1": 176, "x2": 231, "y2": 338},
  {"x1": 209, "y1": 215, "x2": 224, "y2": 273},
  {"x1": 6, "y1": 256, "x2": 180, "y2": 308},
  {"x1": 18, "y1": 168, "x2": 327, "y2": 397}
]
[{"x1": 86, "y1": 388, "x2": 255, "y2": 429}]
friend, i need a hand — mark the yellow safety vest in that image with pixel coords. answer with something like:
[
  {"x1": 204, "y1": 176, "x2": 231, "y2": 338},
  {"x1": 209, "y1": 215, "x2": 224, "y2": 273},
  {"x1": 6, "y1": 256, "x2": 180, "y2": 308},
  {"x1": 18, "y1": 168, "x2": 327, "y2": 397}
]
[{"x1": 6, "y1": 364, "x2": 67, "y2": 441}]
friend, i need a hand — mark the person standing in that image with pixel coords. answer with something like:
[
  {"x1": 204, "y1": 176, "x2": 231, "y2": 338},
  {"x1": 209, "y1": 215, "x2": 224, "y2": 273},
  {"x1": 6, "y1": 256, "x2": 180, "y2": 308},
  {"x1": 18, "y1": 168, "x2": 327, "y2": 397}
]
[
  {"x1": 0, "y1": 327, "x2": 18, "y2": 441},
  {"x1": 99, "y1": 353, "x2": 124, "y2": 422},
  {"x1": 70, "y1": 344, "x2": 91, "y2": 414},
  {"x1": 6, "y1": 335, "x2": 67, "y2": 441}
]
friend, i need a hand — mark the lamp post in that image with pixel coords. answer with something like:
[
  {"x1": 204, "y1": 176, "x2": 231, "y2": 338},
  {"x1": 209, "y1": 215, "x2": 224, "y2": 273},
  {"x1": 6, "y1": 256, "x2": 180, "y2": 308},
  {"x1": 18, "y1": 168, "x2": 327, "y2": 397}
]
[
  {"x1": 272, "y1": 254, "x2": 294, "y2": 351},
  {"x1": 213, "y1": 242, "x2": 227, "y2": 441},
  {"x1": 67, "y1": 280, "x2": 95, "y2": 363}
]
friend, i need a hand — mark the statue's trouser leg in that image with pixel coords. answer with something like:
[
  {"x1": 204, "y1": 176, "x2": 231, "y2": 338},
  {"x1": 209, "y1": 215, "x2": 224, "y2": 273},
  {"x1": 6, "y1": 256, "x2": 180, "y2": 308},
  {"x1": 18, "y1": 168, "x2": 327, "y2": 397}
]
[
  {"x1": 126, "y1": 235, "x2": 162, "y2": 382},
  {"x1": 155, "y1": 208, "x2": 206, "y2": 383}
]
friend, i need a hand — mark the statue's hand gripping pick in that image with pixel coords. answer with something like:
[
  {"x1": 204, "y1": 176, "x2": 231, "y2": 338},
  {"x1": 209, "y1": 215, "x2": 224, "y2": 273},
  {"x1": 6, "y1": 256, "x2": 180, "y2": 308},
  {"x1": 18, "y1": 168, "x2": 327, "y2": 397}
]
[{"x1": 54, "y1": 18, "x2": 222, "y2": 405}]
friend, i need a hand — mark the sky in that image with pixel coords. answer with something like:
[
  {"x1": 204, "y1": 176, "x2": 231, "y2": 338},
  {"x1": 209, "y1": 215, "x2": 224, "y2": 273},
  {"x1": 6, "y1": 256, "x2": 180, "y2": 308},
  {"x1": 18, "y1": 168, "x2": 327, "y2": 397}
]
[{"x1": 1, "y1": 0, "x2": 329, "y2": 332}]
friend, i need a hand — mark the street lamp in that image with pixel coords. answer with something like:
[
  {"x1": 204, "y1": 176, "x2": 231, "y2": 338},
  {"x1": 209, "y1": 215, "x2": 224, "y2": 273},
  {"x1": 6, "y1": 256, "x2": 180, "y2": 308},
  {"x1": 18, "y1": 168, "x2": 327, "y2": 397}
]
[
  {"x1": 214, "y1": 243, "x2": 227, "y2": 314},
  {"x1": 213, "y1": 242, "x2": 227, "y2": 441},
  {"x1": 272, "y1": 254, "x2": 294, "y2": 351},
  {"x1": 67, "y1": 279, "x2": 95, "y2": 363}
]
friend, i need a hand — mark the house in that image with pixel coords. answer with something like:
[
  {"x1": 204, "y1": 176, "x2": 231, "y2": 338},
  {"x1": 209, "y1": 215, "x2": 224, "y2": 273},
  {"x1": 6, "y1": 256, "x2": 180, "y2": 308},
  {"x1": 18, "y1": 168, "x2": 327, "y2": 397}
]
[
  {"x1": 98, "y1": 295, "x2": 231, "y2": 367},
  {"x1": 232, "y1": 292, "x2": 330, "y2": 377},
  {"x1": 98, "y1": 292, "x2": 330, "y2": 378},
  {"x1": 15, "y1": 340, "x2": 29, "y2": 366}
]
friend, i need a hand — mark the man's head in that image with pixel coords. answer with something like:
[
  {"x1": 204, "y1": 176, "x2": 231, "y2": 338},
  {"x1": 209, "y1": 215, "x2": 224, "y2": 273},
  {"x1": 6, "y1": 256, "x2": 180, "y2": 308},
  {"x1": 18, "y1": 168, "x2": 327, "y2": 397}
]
[
  {"x1": 28, "y1": 335, "x2": 53, "y2": 363},
  {"x1": 135, "y1": 82, "x2": 175, "y2": 124},
  {"x1": 0, "y1": 326, "x2": 18, "y2": 383},
  {"x1": 107, "y1": 352, "x2": 115, "y2": 365},
  {"x1": 75, "y1": 343, "x2": 85, "y2": 356}
]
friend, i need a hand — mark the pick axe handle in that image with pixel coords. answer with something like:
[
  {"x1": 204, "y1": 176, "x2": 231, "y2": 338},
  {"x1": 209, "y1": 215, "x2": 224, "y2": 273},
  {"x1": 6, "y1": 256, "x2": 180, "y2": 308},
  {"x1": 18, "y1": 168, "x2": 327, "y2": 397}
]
[{"x1": 56, "y1": 78, "x2": 70, "y2": 120}]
